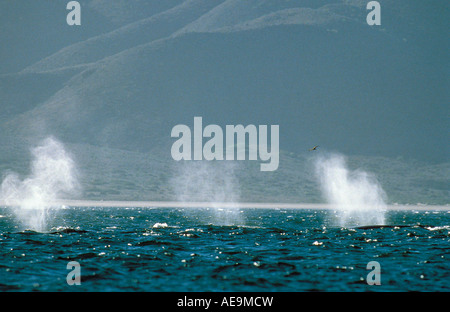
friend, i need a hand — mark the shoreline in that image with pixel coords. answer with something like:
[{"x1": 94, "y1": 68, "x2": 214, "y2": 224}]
[{"x1": 0, "y1": 200, "x2": 448, "y2": 211}]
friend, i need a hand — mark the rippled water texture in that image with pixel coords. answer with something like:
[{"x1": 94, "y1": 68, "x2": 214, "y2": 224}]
[{"x1": 0, "y1": 207, "x2": 449, "y2": 291}]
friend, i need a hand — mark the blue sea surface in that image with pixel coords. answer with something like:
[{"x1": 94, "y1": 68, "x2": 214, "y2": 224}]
[{"x1": 0, "y1": 207, "x2": 449, "y2": 291}]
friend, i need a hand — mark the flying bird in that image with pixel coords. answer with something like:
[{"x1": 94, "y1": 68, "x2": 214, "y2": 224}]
[{"x1": 309, "y1": 145, "x2": 319, "y2": 151}]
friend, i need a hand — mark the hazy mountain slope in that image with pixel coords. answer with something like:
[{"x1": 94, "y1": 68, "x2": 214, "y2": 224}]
[
  {"x1": 7, "y1": 21, "x2": 445, "y2": 160},
  {"x1": 0, "y1": 0, "x2": 121, "y2": 75},
  {"x1": 21, "y1": 0, "x2": 226, "y2": 74},
  {"x1": 0, "y1": 0, "x2": 448, "y2": 204}
]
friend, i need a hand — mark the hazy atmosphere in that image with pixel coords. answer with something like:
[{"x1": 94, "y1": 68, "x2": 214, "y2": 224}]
[
  {"x1": 1, "y1": 0, "x2": 448, "y2": 205},
  {"x1": 1, "y1": 0, "x2": 449, "y2": 294}
]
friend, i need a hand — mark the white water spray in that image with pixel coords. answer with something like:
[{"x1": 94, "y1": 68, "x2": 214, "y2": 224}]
[
  {"x1": 0, "y1": 137, "x2": 79, "y2": 231},
  {"x1": 171, "y1": 161, "x2": 242, "y2": 225},
  {"x1": 314, "y1": 153, "x2": 387, "y2": 227}
]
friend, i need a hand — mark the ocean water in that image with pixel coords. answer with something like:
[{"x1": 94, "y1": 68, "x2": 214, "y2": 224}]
[{"x1": 0, "y1": 206, "x2": 449, "y2": 292}]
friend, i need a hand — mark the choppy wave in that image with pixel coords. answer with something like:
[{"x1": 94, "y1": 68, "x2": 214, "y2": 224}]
[{"x1": 0, "y1": 207, "x2": 448, "y2": 291}]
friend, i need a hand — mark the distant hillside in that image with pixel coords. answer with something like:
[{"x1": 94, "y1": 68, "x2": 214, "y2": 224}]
[{"x1": 0, "y1": 0, "x2": 448, "y2": 204}]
